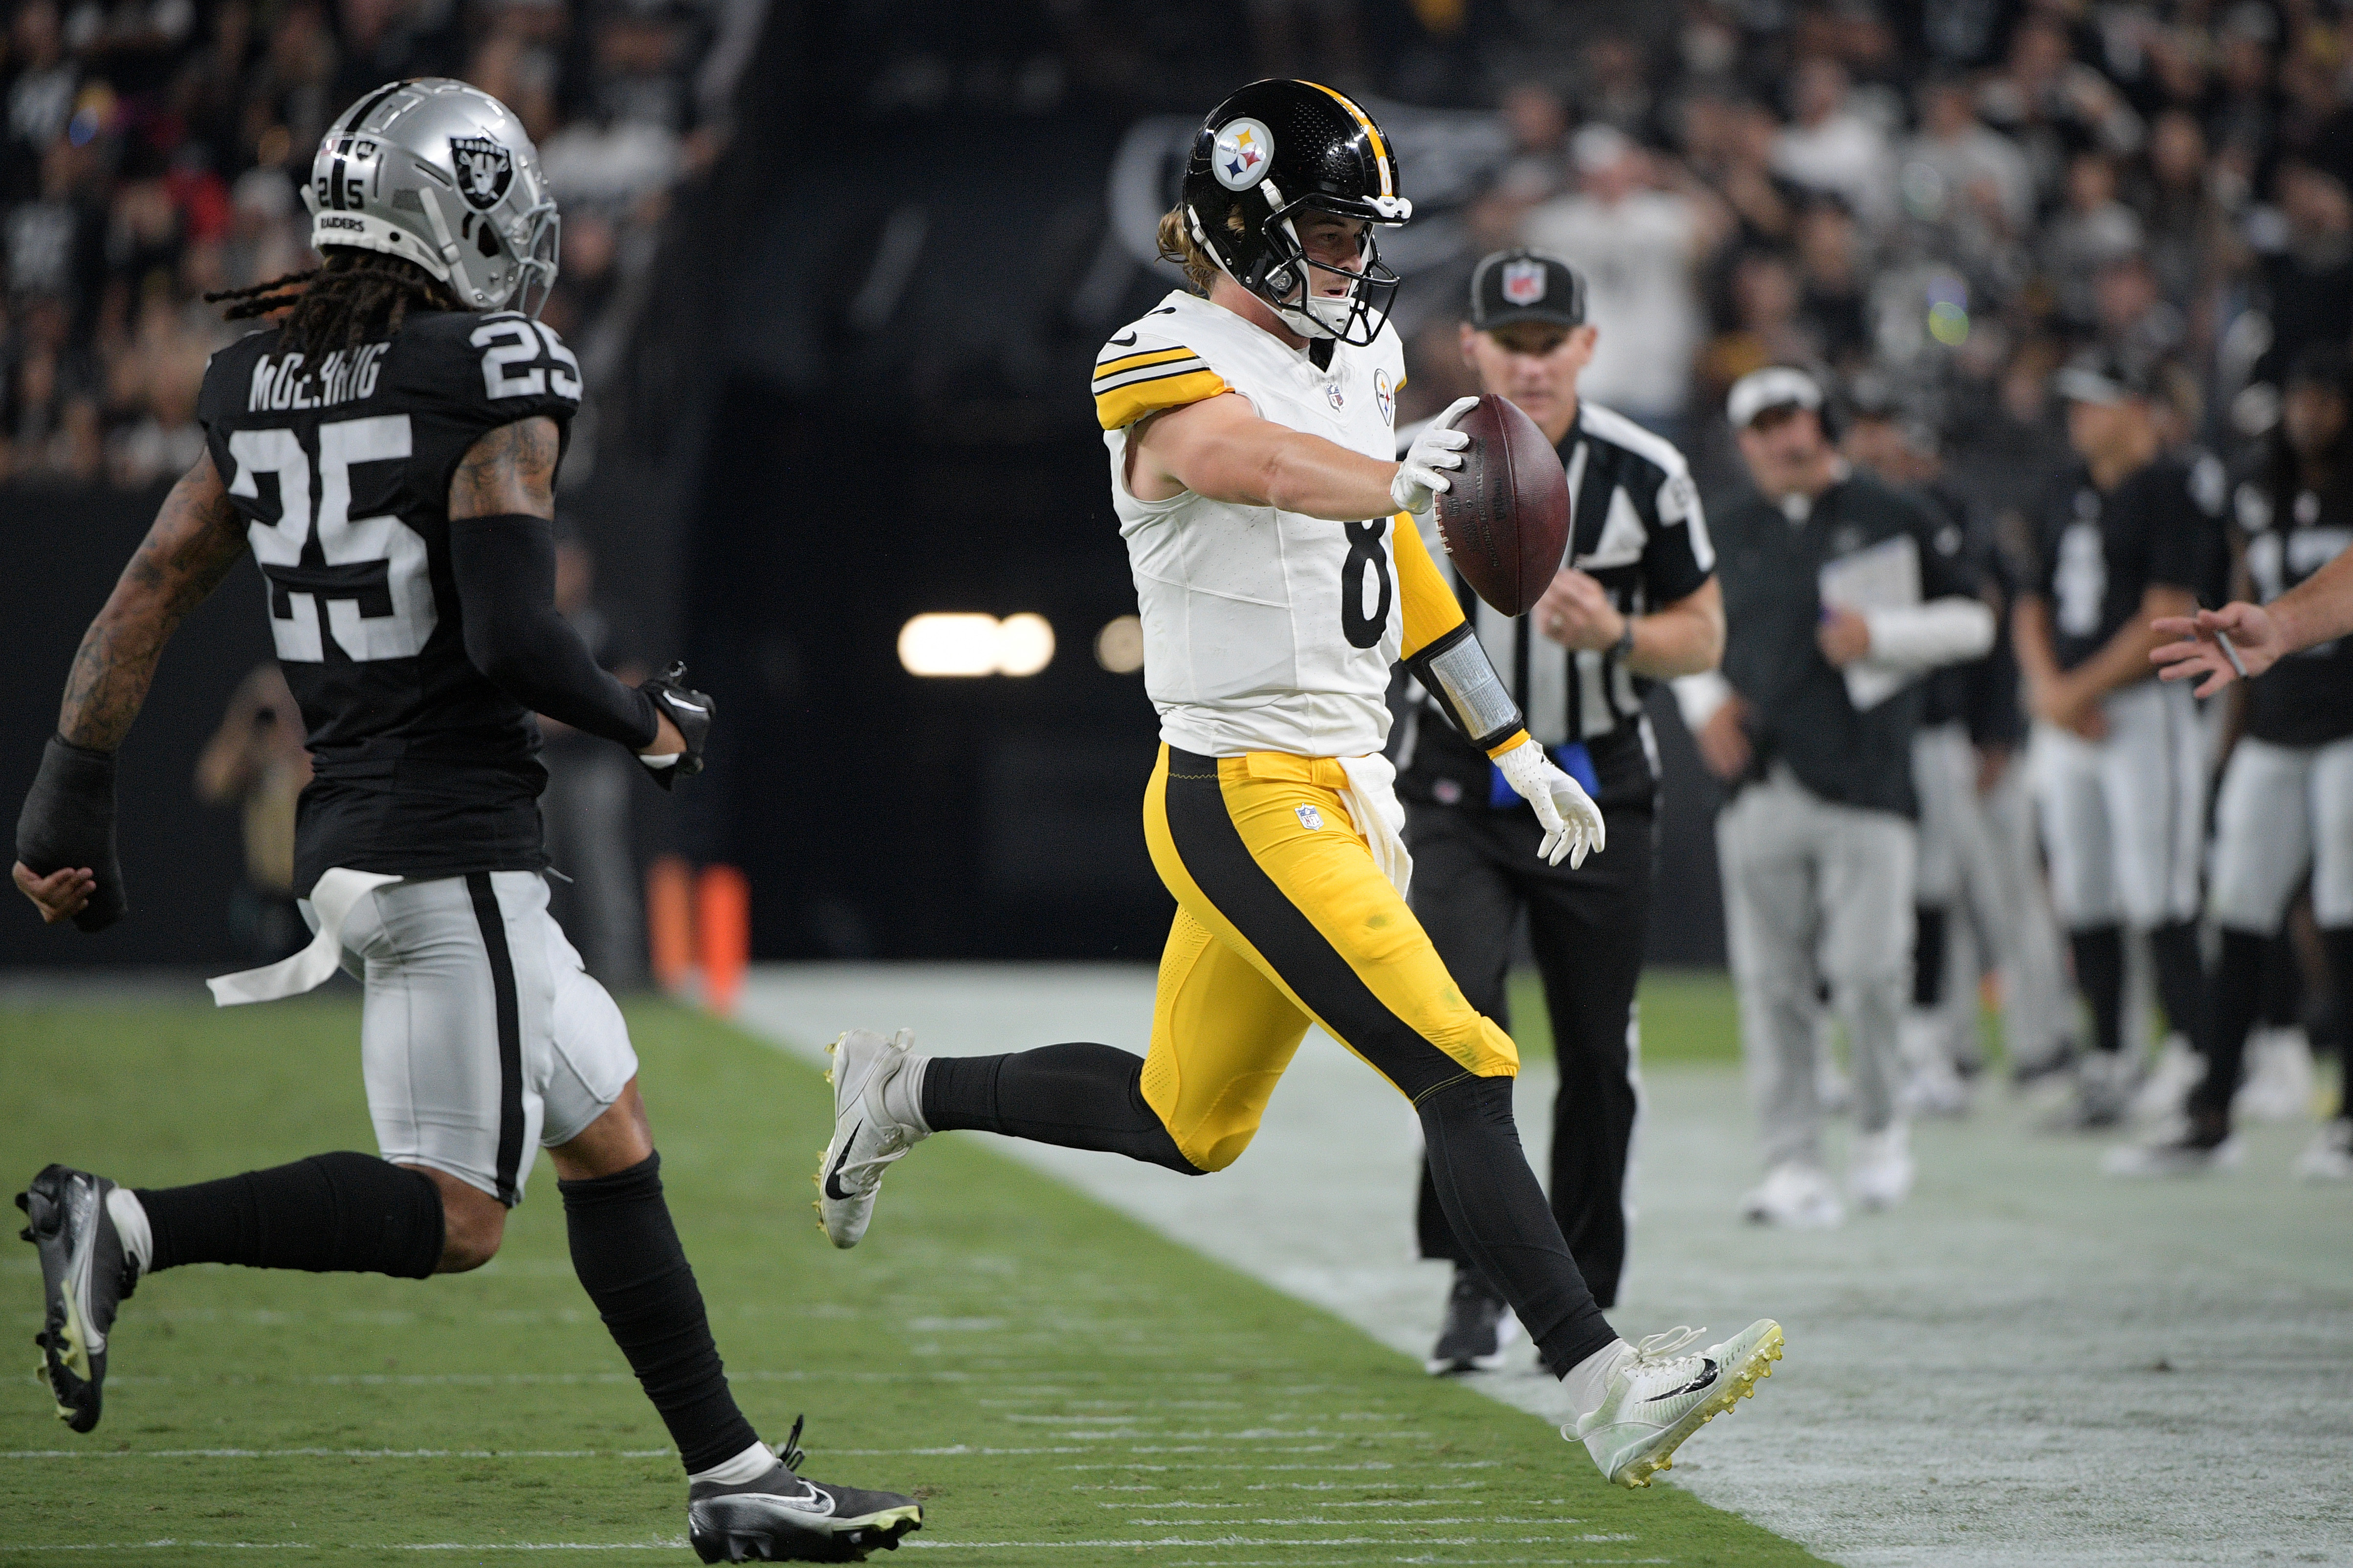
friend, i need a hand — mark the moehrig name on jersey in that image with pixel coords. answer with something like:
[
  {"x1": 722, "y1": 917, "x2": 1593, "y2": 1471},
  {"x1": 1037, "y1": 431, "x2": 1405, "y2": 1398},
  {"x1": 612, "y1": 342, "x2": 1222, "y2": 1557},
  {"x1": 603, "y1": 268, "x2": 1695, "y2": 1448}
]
[{"x1": 248, "y1": 342, "x2": 391, "y2": 414}]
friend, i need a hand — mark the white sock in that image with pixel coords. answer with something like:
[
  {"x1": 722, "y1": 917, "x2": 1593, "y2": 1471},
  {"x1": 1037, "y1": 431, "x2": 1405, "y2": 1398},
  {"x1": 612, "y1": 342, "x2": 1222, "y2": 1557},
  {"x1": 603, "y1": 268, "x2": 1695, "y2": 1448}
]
[
  {"x1": 1559, "y1": 1336, "x2": 1632, "y2": 1419},
  {"x1": 880, "y1": 1053, "x2": 932, "y2": 1135},
  {"x1": 688, "y1": 1438, "x2": 777, "y2": 1486},
  {"x1": 105, "y1": 1188, "x2": 153, "y2": 1277}
]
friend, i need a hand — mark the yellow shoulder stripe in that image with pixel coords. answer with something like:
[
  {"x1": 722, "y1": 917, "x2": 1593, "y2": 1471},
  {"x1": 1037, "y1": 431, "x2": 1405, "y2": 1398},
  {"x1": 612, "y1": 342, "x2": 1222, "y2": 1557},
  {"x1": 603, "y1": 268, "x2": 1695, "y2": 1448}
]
[
  {"x1": 1096, "y1": 346, "x2": 1198, "y2": 380},
  {"x1": 1096, "y1": 368, "x2": 1230, "y2": 431}
]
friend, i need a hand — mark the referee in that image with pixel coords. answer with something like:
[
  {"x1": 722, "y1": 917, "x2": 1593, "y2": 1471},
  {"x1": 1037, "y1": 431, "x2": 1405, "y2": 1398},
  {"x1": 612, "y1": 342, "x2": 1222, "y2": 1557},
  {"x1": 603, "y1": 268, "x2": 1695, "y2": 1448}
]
[{"x1": 1393, "y1": 250, "x2": 1725, "y2": 1374}]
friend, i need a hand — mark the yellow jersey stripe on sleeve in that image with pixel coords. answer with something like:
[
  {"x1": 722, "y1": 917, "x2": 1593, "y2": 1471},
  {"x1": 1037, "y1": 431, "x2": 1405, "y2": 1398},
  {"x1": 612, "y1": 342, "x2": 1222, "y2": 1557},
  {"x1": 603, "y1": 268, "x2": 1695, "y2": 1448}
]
[
  {"x1": 1392, "y1": 511, "x2": 1468, "y2": 660},
  {"x1": 1095, "y1": 346, "x2": 1200, "y2": 380},
  {"x1": 1095, "y1": 367, "x2": 1230, "y2": 431}
]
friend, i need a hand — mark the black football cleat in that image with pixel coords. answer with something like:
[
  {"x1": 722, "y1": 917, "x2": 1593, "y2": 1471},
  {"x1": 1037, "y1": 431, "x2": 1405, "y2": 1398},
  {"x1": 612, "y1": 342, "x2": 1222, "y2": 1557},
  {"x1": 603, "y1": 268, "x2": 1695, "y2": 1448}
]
[
  {"x1": 1425, "y1": 1266, "x2": 1518, "y2": 1375},
  {"x1": 16, "y1": 1164, "x2": 139, "y2": 1434},
  {"x1": 687, "y1": 1418, "x2": 923, "y2": 1563}
]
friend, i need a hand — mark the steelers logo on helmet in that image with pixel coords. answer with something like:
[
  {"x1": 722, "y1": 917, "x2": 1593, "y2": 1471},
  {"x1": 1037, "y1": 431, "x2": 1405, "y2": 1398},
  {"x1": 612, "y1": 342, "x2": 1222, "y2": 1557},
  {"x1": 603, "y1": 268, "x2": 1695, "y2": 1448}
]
[
  {"x1": 1212, "y1": 118, "x2": 1275, "y2": 191},
  {"x1": 1501, "y1": 257, "x2": 1547, "y2": 307}
]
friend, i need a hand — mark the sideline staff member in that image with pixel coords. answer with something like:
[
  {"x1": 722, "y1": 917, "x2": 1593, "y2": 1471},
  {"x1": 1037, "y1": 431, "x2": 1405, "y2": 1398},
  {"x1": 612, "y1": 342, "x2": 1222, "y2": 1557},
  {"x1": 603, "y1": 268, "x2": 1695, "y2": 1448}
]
[
  {"x1": 1683, "y1": 368, "x2": 1993, "y2": 1228},
  {"x1": 1394, "y1": 250, "x2": 1724, "y2": 1374}
]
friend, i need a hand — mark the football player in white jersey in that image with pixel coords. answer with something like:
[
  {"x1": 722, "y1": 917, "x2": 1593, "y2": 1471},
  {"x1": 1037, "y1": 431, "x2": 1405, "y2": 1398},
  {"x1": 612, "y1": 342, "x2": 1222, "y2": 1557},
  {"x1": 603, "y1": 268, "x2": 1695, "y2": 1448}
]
[{"x1": 810, "y1": 80, "x2": 1783, "y2": 1490}]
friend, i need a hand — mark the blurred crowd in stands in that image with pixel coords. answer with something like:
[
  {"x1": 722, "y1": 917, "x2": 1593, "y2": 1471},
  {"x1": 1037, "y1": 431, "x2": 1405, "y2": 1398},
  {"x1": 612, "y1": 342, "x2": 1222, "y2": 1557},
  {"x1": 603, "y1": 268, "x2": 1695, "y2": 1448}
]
[
  {"x1": 0, "y1": 0, "x2": 757, "y2": 487},
  {"x1": 7, "y1": 0, "x2": 2353, "y2": 493},
  {"x1": 1380, "y1": 1, "x2": 2353, "y2": 506}
]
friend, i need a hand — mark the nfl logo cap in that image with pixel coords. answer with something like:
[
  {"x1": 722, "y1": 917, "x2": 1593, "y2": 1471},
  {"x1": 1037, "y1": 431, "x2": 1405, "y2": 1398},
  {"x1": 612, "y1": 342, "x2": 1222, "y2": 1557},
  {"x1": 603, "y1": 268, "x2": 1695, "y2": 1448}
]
[{"x1": 1470, "y1": 248, "x2": 1587, "y2": 331}]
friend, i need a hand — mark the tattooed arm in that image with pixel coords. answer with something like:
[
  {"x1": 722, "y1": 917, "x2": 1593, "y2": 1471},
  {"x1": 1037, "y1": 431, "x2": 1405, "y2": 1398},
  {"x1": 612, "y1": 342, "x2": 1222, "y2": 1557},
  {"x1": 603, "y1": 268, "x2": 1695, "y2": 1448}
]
[
  {"x1": 443, "y1": 419, "x2": 676, "y2": 753},
  {"x1": 60, "y1": 451, "x2": 250, "y2": 750},
  {"x1": 449, "y1": 415, "x2": 561, "y2": 521},
  {"x1": 15, "y1": 452, "x2": 247, "y2": 927}
]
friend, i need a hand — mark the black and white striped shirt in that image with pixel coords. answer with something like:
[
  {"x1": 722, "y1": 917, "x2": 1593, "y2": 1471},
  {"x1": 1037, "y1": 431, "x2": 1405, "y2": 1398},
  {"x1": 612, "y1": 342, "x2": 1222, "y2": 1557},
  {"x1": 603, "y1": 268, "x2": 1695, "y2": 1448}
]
[{"x1": 1397, "y1": 400, "x2": 1714, "y2": 808}]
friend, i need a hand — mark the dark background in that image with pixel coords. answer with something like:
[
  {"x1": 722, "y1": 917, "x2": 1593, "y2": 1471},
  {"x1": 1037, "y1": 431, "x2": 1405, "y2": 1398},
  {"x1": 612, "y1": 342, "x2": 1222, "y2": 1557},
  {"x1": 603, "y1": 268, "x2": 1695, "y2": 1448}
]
[{"x1": 1, "y1": 0, "x2": 1745, "y2": 972}]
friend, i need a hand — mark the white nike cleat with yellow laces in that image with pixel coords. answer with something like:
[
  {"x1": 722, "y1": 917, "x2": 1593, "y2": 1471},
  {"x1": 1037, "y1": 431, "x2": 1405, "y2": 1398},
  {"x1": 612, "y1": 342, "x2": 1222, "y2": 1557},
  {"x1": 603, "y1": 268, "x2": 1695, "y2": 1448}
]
[
  {"x1": 813, "y1": 1028, "x2": 930, "y2": 1250},
  {"x1": 1569, "y1": 1320, "x2": 1784, "y2": 1489}
]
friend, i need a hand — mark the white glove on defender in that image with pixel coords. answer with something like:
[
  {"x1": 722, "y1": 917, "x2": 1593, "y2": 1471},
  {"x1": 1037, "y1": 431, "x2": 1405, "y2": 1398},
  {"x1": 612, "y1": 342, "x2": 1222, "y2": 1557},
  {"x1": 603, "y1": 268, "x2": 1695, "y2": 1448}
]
[
  {"x1": 1495, "y1": 738, "x2": 1607, "y2": 868},
  {"x1": 1390, "y1": 396, "x2": 1479, "y2": 515}
]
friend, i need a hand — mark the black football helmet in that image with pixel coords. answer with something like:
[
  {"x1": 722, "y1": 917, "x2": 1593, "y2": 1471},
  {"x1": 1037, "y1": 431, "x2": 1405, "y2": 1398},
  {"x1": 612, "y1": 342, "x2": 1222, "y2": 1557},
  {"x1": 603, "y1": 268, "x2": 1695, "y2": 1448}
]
[{"x1": 1183, "y1": 79, "x2": 1411, "y2": 346}]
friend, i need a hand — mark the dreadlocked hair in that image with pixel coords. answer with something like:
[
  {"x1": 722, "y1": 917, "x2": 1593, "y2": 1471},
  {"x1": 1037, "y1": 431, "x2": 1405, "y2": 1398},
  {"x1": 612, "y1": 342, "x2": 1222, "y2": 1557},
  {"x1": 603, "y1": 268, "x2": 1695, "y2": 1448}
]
[{"x1": 203, "y1": 249, "x2": 463, "y2": 356}]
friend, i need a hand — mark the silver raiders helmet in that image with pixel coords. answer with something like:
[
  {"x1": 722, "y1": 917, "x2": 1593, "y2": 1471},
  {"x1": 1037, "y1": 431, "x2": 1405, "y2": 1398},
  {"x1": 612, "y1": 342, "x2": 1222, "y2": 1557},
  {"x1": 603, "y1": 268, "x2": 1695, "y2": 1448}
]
[{"x1": 302, "y1": 78, "x2": 559, "y2": 315}]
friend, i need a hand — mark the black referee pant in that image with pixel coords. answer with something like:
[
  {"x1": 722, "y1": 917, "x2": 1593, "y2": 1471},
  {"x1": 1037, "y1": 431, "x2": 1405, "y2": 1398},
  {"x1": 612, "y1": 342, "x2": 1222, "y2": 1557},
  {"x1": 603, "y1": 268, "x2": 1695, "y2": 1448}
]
[{"x1": 1405, "y1": 797, "x2": 1650, "y2": 1313}]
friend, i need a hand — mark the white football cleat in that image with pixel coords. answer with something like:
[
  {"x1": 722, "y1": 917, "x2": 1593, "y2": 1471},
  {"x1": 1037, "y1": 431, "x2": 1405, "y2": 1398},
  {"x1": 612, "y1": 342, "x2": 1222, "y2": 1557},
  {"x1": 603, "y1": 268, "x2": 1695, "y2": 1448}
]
[
  {"x1": 2130, "y1": 1035, "x2": 2202, "y2": 1124},
  {"x1": 2294, "y1": 1121, "x2": 2353, "y2": 1182},
  {"x1": 813, "y1": 1028, "x2": 929, "y2": 1249},
  {"x1": 2235, "y1": 1028, "x2": 2316, "y2": 1124},
  {"x1": 1897, "y1": 1015, "x2": 1971, "y2": 1119},
  {"x1": 1569, "y1": 1320, "x2": 1784, "y2": 1489},
  {"x1": 1738, "y1": 1163, "x2": 1845, "y2": 1229},
  {"x1": 1847, "y1": 1124, "x2": 1915, "y2": 1210},
  {"x1": 2101, "y1": 1120, "x2": 2243, "y2": 1177}
]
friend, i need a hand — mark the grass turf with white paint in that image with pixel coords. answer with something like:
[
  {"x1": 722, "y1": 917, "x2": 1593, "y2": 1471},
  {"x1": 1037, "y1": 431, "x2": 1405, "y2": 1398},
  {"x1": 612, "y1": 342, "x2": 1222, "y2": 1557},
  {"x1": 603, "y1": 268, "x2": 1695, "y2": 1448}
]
[{"x1": 0, "y1": 993, "x2": 1818, "y2": 1566}]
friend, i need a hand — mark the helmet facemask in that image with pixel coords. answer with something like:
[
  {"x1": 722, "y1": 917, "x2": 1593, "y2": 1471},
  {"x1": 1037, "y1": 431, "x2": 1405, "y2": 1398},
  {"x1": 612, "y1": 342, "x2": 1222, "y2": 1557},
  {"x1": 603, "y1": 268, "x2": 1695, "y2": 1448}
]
[
  {"x1": 511, "y1": 198, "x2": 561, "y2": 318},
  {"x1": 1194, "y1": 185, "x2": 1408, "y2": 346}
]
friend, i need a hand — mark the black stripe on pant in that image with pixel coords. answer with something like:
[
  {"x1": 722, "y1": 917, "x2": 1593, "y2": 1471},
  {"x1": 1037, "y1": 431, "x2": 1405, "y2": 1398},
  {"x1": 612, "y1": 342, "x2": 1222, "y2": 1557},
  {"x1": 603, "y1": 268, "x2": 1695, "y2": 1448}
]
[
  {"x1": 1160, "y1": 750, "x2": 1474, "y2": 1101},
  {"x1": 1404, "y1": 799, "x2": 1650, "y2": 1311},
  {"x1": 1161, "y1": 750, "x2": 1617, "y2": 1372},
  {"x1": 464, "y1": 872, "x2": 528, "y2": 1206}
]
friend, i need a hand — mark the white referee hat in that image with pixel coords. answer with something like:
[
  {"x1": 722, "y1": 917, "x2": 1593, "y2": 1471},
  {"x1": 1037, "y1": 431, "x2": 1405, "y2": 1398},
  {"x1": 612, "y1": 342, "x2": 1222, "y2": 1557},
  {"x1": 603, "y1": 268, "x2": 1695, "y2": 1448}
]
[{"x1": 1726, "y1": 366, "x2": 1825, "y2": 429}]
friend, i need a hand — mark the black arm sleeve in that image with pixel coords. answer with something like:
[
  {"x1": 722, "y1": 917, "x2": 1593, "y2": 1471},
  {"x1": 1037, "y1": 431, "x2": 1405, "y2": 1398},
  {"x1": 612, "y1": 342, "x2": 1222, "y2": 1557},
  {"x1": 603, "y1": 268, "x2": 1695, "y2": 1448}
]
[{"x1": 446, "y1": 513, "x2": 660, "y2": 750}]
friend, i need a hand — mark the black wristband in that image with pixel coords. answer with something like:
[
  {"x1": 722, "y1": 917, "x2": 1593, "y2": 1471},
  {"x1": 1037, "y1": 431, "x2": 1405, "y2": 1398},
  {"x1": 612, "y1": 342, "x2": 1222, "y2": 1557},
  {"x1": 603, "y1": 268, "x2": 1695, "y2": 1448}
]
[
  {"x1": 1614, "y1": 618, "x2": 1637, "y2": 662},
  {"x1": 17, "y1": 733, "x2": 127, "y2": 931}
]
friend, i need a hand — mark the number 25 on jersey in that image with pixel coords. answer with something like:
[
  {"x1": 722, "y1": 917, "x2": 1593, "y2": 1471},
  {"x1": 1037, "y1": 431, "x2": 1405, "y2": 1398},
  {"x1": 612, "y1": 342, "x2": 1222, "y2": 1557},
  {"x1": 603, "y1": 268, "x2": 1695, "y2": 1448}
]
[{"x1": 228, "y1": 413, "x2": 434, "y2": 663}]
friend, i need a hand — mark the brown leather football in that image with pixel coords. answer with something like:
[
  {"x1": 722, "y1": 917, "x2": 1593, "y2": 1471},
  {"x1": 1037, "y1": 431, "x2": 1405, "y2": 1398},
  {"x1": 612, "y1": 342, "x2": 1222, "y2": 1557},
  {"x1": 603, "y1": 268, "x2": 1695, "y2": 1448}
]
[{"x1": 1430, "y1": 393, "x2": 1570, "y2": 616}]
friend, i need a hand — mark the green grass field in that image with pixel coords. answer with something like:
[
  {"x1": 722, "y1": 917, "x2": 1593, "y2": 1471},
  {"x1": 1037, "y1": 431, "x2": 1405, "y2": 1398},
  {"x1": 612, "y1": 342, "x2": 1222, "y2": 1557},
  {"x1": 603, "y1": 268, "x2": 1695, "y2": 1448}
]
[
  {"x1": 0, "y1": 991, "x2": 1814, "y2": 1565},
  {"x1": 1510, "y1": 969, "x2": 1742, "y2": 1067}
]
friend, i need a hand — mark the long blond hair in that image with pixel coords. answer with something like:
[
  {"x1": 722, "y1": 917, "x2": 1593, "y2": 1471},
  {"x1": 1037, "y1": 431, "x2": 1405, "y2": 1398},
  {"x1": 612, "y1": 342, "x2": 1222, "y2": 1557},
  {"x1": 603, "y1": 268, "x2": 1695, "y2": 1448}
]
[{"x1": 1156, "y1": 203, "x2": 1242, "y2": 294}]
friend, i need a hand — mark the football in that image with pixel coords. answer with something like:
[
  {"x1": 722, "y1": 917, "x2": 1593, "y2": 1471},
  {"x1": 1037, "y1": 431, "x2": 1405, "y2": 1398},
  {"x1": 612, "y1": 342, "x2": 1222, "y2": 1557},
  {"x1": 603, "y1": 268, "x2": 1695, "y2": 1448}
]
[{"x1": 1430, "y1": 393, "x2": 1571, "y2": 616}]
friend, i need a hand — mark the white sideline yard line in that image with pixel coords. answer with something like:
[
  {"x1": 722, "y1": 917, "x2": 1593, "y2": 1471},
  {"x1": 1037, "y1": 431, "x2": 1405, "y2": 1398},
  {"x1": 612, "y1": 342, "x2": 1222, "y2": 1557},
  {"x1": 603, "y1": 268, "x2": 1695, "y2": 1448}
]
[
  {"x1": 1, "y1": 1447, "x2": 671, "y2": 1459},
  {"x1": 0, "y1": 1546, "x2": 690, "y2": 1555},
  {"x1": 896, "y1": 1539, "x2": 1624, "y2": 1549},
  {"x1": 0, "y1": 1445, "x2": 1098, "y2": 1460}
]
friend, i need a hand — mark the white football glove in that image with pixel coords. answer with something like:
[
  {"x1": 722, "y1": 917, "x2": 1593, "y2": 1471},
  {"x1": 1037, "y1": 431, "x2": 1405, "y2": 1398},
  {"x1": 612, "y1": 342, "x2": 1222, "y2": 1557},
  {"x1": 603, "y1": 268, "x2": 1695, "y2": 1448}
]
[
  {"x1": 1495, "y1": 738, "x2": 1607, "y2": 868},
  {"x1": 1390, "y1": 396, "x2": 1480, "y2": 515}
]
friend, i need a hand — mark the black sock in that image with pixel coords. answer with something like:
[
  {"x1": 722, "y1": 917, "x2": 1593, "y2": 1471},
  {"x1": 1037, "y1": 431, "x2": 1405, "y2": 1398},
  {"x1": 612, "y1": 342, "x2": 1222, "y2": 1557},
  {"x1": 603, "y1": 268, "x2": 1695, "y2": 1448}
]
[
  {"x1": 1418, "y1": 1074, "x2": 1615, "y2": 1375},
  {"x1": 2259, "y1": 928, "x2": 2306, "y2": 1030},
  {"x1": 2193, "y1": 929, "x2": 2265, "y2": 1123},
  {"x1": 2148, "y1": 920, "x2": 2210, "y2": 1056},
  {"x1": 921, "y1": 1044, "x2": 1202, "y2": 1175},
  {"x1": 558, "y1": 1152, "x2": 758, "y2": 1475},
  {"x1": 2322, "y1": 927, "x2": 2353, "y2": 1126},
  {"x1": 1913, "y1": 905, "x2": 1947, "y2": 1010},
  {"x1": 136, "y1": 1152, "x2": 443, "y2": 1279},
  {"x1": 2071, "y1": 926, "x2": 2126, "y2": 1055}
]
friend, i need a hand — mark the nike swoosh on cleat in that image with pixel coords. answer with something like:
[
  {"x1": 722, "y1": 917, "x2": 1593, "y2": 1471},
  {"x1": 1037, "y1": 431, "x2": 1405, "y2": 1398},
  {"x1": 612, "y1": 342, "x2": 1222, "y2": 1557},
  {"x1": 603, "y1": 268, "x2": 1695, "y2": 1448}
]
[
  {"x1": 822, "y1": 1124, "x2": 862, "y2": 1202},
  {"x1": 1647, "y1": 1358, "x2": 1718, "y2": 1402},
  {"x1": 1108, "y1": 331, "x2": 1138, "y2": 346}
]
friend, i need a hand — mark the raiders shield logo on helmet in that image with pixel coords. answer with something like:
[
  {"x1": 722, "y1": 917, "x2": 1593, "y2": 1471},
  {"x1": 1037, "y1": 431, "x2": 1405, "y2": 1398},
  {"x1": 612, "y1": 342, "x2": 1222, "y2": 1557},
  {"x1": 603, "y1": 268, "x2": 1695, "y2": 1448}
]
[
  {"x1": 1501, "y1": 258, "x2": 1547, "y2": 306},
  {"x1": 450, "y1": 135, "x2": 513, "y2": 211}
]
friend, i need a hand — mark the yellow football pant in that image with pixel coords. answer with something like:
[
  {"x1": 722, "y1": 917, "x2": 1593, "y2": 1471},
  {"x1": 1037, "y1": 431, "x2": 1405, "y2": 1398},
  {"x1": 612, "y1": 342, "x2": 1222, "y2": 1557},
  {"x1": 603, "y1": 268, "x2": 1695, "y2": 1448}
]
[{"x1": 1139, "y1": 744, "x2": 1520, "y2": 1172}]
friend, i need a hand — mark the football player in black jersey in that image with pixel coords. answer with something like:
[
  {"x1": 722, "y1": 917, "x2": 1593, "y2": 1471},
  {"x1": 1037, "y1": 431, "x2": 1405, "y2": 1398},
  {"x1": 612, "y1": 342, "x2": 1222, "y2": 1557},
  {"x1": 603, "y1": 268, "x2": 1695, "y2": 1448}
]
[
  {"x1": 2138, "y1": 346, "x2": 2353, "y2": 1178},
  {"x1": 2014, "y1": 351, "x2": 2222, "y2": 1133},
  {"x1": 11, "y1": 81, "x2": 918, "y2": 1563}
]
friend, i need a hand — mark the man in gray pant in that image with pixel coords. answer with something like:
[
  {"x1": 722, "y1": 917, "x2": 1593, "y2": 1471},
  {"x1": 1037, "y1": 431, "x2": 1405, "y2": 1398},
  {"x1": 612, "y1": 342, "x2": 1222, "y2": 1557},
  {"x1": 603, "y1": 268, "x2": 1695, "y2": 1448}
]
[{"x1": 1679, "y1": 369, "x2": 1994, "y2": 1227}]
